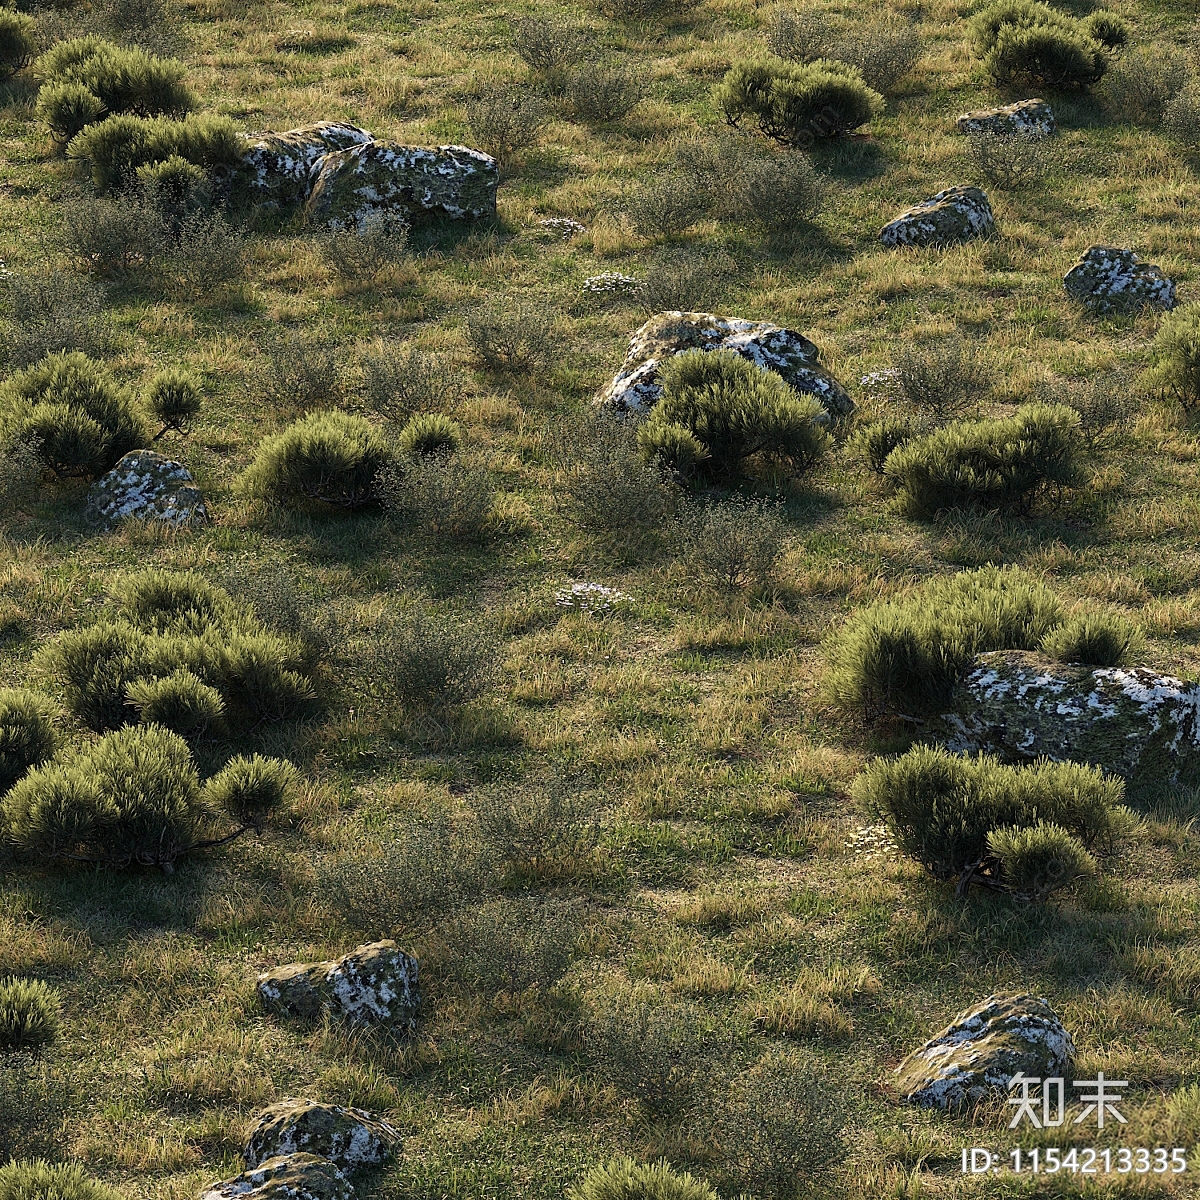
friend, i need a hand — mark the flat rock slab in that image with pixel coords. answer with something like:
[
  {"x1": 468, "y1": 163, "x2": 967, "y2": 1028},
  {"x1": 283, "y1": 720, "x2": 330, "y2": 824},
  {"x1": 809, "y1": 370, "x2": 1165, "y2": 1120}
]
[
  {"x1": 942, "y1": 650, "x2": 1200, "y2": 784},
  {"x1": 881, "y1": 186, "x2": 996, "y2": 248},
  {"x1": 957, "y1": 99, "x2": 1055, "y2": 137},
  {"x1": 232, "y1": 122, "x2": 374, "y2": 210},
  {"x1": 594, "y1": 310, "x2": 853, "y2": 421},
  {"x1": 305, "y1": 142, "x2": 498, "y2": 229},
  {"x1": 1064, "y1": 245, "x2": 1176, "y2": 313},
  {"x1": 202, "y1": 1154, "x2": 353, "y2": 1200},
  {"x1": 895, "y1": 992, "x2": 1074, "y2": 1111},
  {"x1": 258, "y1": 939, "x2": 420, "y2": 1031},
  {"x1": 86, "y1": 450, "x2": 207, "y2": 527},
  {"x1": 245, "y1": 1099, "x2": 401, "y2": 1170}
]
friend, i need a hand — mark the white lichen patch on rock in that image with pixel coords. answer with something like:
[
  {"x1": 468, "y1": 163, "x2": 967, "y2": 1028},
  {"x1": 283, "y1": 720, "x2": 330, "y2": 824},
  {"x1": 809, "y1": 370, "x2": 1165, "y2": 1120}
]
[
  {"x1": 956, "y1": 99, "x2": 1055, "y2": 137},
  {"x1": 87, "y1": 450, "x2": 208, "y2": 528},
  {"x1": 232, "y1": 122, "x2": 374, "y2": 211},
  {"x1": 942, "y1": 650, "x2": 1200, "y2": 783},
  {"x1": 594, "y1": 311, "x2": 853, "y2": 422},
  {"x1": 895, "y1": 992, "x2": 1075, "y2": 1111},
  {"x1": 245, "y1": 1099, "x2": 401, "y2": 1170},
  {"x1": 1064, "y1": 245, "x2": 1176, "y2": 313},
  {"x1": 202, "y1": 1154, "x2": 353, "y2": 1200},
  {"x1": 880, "y1": 186, "x2": 996, "y2": 248}
]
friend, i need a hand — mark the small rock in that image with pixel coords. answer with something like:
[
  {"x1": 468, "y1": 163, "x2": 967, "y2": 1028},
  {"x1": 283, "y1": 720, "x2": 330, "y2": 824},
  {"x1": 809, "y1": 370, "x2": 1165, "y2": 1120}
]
[
  {"x1": 956, "y1": 99, "x2": 1055, "y2": 137},
  {"x1": 881, "y1": 186, "x2": 996, "y2": 248},
  {"x1": 895, "y1": 992, "x2": 1075, "y2": 1111},
  {"x1": 231, "y1": 122, "x2": 374, "y2": 211},
  {"x1": 257, "y1": 940, "x2": 420, "y2": 1031},
  {"x1": 245, "y1": 1099, "x2": 401, "y2": 1170},
  {"x1": 86, "y1": 450, "x2": 208, "y2": 528},
  {"x1": 305, "y1": 142, "x2": 499, "y2": 229},
  {"x1": 942, "y1": 649, "x2": 1200, "y2": 784},
  {"x1": 1064, "y1": 245, "x2": 1176, "y2": 313},
  {"x1": 201, "y1": 1154, "x2": 353, "y2": 1200},
  {"x1": 594, "y1": 311, "x2": 853, "y2": 422}
]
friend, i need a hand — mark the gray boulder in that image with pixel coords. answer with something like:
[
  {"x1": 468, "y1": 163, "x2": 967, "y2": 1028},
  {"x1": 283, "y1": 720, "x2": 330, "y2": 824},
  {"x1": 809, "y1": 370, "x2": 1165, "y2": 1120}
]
[
  {"x1": 594, "y1": 310, "x2": 853, "y2": 422},
  {"x1": 942, "y1": 650, "x2": 1200, "y2": 784},
  {"x1": 86, "y1": 450, "x2": 207, "y2": 528},
  {"x1": 895, "y1": 992, "x2": 1074, "y2": 1111},
  {"x1": 880, "y1": 186, "x2": 996, "y2": 248},
  {"x1": 305, "y1": 142, "x2": 499, "y2": 229},
  {"x1": 245, "y1": 1099, "x2": 401, "y2": 1170},
  {"x1": 232, "y1": 122, "x2": 374, "y2": 210},
  {"x1": 1064, "y1": 245, "x2": 1176, "y2": 313},
  {"x1": 957, "y1": 99, "x2": 1055, "y2": 137},
  {"x1": 201, "y1": 1154, "x2": 353, "y2": 1200},
  {"x1": 257, "y1": 940, "x2": 420, "y2": 1031}
]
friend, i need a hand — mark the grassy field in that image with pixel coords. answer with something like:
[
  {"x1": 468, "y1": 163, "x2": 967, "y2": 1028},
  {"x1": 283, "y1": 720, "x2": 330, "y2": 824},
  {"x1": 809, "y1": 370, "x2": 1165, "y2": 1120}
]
[{"x1": 4, "y1": 0, "x2": 1200, "y2": 1196}]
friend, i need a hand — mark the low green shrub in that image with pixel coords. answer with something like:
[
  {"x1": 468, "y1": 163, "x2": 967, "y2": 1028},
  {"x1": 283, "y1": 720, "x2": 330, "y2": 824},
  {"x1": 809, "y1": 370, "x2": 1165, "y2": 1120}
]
[
  {"x1": 825, "y1": 566, "x2": 1064, "y2": 719},
  {"x1": 1102, "y1": 45, "x2": 1190, "y2": 124},
  {"x1": 634, "y1": 248, "x2": 737, "y2": 317},
  {"x1": 513, "y1": 14, "x2": 587, "y2": 89},
  {"x1": 0, "y1": 1162, "x2": 123, "y2": 1200},
  {"x1": 36, "y1": 82, "x2": 108, "y2": 145},
  {"x1": 398, "y1": 412, "x2": 461, "y2": 458},
  {"x1": 1040, "y1": 611, "x2": 1136, "y2": 666},
  {"x1": 0, "y1": 11, "x2": 37, "y2": 80},
  {"x1": 137, "y1": 155, "x2": 212, "y2": 234},
  {"x1": 0, "y1": 979, "x2": 61, "y2": 1051},
  {"x1": 111, "y1": 568, "x2": 236, "y2": 634},
  {"x1": 567, "y1": 1159, "x2": 718, "y2": 1200},
  {"x1": 124, "y1": 669, "x2": 226, "y2": 740},
  {"x1": 239, "y1": 410, "x2": 392, "y2": 508},
  {"x1": 566, "y1": 59, "x2": 645, "y2": 122},
  {"x1": 766, "y1": 9, "x2": 922, "y2": 93},
  {"x1": 639, "y1": 350, "x2": 829, "y2": 483},
  {"x1": 1149, "y1": 304, "x2": 1200, "y2": 410},
  {"x1": 678, "y1": 496, "x2": 787, "y2": 589},
  {"x1": 60, "y1": 192, "x2": 166, "y2": 275},
  {"x1": 882, "y1": 404, "x2": 1083, "y2": 517},
  {"x1": 146, "y1": 368, "x2": 201, "y2": 434},
  {"x1": 465, "y1": 82, "x2": 548, "y2": 170},
  {"x1": 464, "y1": 300, "x2": 563, "y2": 372},
  {"x1": 969, "y1": 0, "x2": 1112, "y2": 88},
  {"x1": 848, "y1": 415, "x2": 917, "y2": 475},
  {"x1": 987, "y1": 821, "x2": 1096, "y2": 902},
  {"x1": 377, "y1": 454, "x2": 495, "y2": 541},
  {"x1": 624, "y1": 170, "x2": 707, "y2": 239},
  {"x1": 1163, "y1": 89, "x2": 1200, "y2": 152},
  {"x1": 966, "y1": 129, "x2": 1053, "y2": 190},
  {"x1": 201, "y1": 754, "x2": 297, "y2": 831},
  {"x1": 0, "y1": 690, "x2": 61, "y2": 795},
  {"x1": 893, "y1": 337, "x2": 993, "y2": 422},
  {"x1": 319, "y1": 210, "x2": 410, "y2": 286},
  {"x1": 729, "y1": 149, "x2": 825, "y2": 230},
  {"x1": 353, "y1": 341, "x2": 463, "y2": 429},
  {"x1": 248, "y1": 329, "x2": 342, "y2": 416},
  {"x1": 716, "y1": 58, "x2": 884, "y2": 146},
  {"x1": 3, "y1": 273, "x2": 109, "y2": 366},
  {"x1": 0, "y1": 351, "x2": 147, "y2": 479},
  {"x1": 852, "y1": 745, "x2": 1129, "y2": 897},
  {"x1": 1083, "y1": 10, "x2": 1128, "y2": 50}
]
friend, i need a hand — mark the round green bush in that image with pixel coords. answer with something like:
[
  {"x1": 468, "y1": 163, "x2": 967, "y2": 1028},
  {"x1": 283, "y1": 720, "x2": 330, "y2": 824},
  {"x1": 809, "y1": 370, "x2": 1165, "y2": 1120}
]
[
  {"x1": 1149, "y1": 304, "x2": 1200, "y2": 410},
  {"x1": 0, "y1": 1161, "x2": 123, "y2": 1200},
  {"x1": 985, "y1": 23, "x2": 1107, "y2": 87},
  {"x1": 1082, "y1": 10, "x2": 1128, "y2": 51},
  {"x1": 0, "y1": 11, "x2": 37, "y2": 80},
  {"x1": 636, "y1": 421, "x2": 708, "y2": 479},
  {"x1": 145, "y1": 368, "x2": 202, "y2": 433},
  {"x1": 639, "y1": 349, "x2": 829, "y2": 483},
  {"x1": 35, "y1": 37, "x2": 193, "y2": 120},
  {"x1": 35, "y1": 82, "x2": 106, "y2": 144},
  {"x1": 0, "y1": 690, "x2": 60, "y2": 796},
  {"x1": 968, "y1": 0, "x2": 1075, "y2": 56},
  {"x1": 566, "y1": 1158, "x2": 719, "y2": 1200},
  {"x1": 124, "y1": 669, "x2": 226, "y2": 739},
  {"x1": 987, "y1": 821, "x2": 1096, "y2": 902},
  {"x1": 202, "y1": 754, "x2": 297, "y2": 831},
  {"x1": 716, "y1": 57, "x2": 884, "y2": 146},
  {"x1": 1039, "y1": 612, "x2": 1136, "y2": 667},
  {"x1": 398, "y1": 412, "x2": 461, "y2": 458},
  {"x1": 37, "y1": 621, "x2": 153, "y2": 731},
  {"x1": 240, "y1": 410, "x2": 393, "y2": 508},
  {"x1": 847, "y1": 415, "x2": 917, "y2": 475},
  {"x1": 112, "y1": 568, "x2": 236, "y2": 634},
  {"x1": 0, "y1": 351, "x2": 147, "y2": 479},
  {"x1": 0, "y1": 979, "x2": 61, "y2": 1052}
]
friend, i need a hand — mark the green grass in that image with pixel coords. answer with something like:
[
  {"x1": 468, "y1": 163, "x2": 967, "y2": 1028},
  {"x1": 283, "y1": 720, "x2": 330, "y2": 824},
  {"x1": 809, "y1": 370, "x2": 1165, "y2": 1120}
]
[{"x1": 3, "y1": 0, "x2": 1200, "y2": 1196}]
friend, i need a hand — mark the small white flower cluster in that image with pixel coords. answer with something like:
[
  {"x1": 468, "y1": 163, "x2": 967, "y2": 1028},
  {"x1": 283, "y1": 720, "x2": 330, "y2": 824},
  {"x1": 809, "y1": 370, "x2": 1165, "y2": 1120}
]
[
  {"x1": 0, "y1": 261, "x2": 10, "y2": 278},
  {"x1": 860, "y1": 368, "x2": 901, "y2": 401},
  {"x1": 555, "y1": 582, "x2": 633, "y2": 615},
  {"x1": 582, "y1": 272, "x2": 640, "y2": 296},
  {"x1": 846, "y1": 823, "x2": 900, "y2": 859},
  {"x1": 538, "y1": 216, "x2": 586, "y2": 239}
]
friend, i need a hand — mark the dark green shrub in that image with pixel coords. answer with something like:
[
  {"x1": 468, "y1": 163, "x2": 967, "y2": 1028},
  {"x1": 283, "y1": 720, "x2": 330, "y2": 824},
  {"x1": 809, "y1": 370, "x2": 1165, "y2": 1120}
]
[
  {"x1": 969, "y1": 0, "x2": 1075, "y2": 56},
  {"x1": 2, "y1": 273, "x2": 109, "y2": 366},
  {"x1": 637, "y1": 420, "x2": 708, "y2": 479},
  {"x1": 112, "y1": 568, "x2": 236, "y2": 634},
  {"x1": 970, "y1": 0, "x2": 1109, "y2": 88},
  {"x1": 146, "y1": 368, "x2": 201, "y2": 434},
  {"x1": 0, "y1": 11, "x2": 37, "y2": 79},
  {"x1": 398, "y1": 412, "x2": 461, "y2": 458},
  {"x1": 639, "y1": 349, "x2": 828, "y2": 483},
  {"x1": 0, "y1": 1162, "x2": 122, "y2": 1200},
  {"x1": 987, "y1": 821, "x2": 1096, "y2": 902},
  {"x1": 0, "y1": 352, "x2": 147, "y2": 479},
  {"x1": 1039, "y1": 611, "x2": 1136, "y2": 666},
  {"x1": 37, "y1": 82, "x2": 107, "y2": 144},
  {"x1": 848, "y1": 415, "x2": 917, "y2": 475},
  {"x1": 377, "y1": 454, "x2": 495, "y2": 541},
  {"x1": 0, "y1": 690, "x2": 61, "y2": 795},
  {"x1": 0, "y1": 979, "x2": 61, "y2": 1051},
  {"x1": 730, "y1": 149, "x2": 825, "y2": 229},
  {"x1": 67, "y1": 112, "x2": 242, "y2": 193},
  {"x1": 893, "y1": 337, "x2": 993, "y2": 422},
  {"x1": 825, "y1": 566, "x2": 1064, "y2": 719},
  {"x1": 1082, "y1": 10, "x2": 1128, "y2": 51},
  {"x1": 513, "y1": 15, "x2": 587, "y2": 89},
  {"x1": 1149, "y1": 304, "x2": 1200, "y2": 410},
  {"x1": 38, "y1": 621, "x2": 152, "y2": 731},
  {"x1": 319, "y1": 210, "x2": 409, "y2": 286},
  {"x1": 1102, "y1": 45, "x2": 1189, "y2": 124},
  {"x1": 136, "y1": 154, "x2": 211, "y2": 233},
  {"x1": 465, "y1": 81, "x2": 548, "y2": 171},
  {"x1": 882, "y1": 404, "x2": 1084, "y2": 517},
  {"x1": 124, "y1": 669, "x2": 225, "y2": 739},
  {"x1": 464, "y1": 300, "x2": 563, "y2": 372},
  {"x1": 566, "y1": 59, "x2": 645, "y2": 122},
  {"x1": 35, "y1": 37, "x2": 193, "y2": 120},
  {"x1": 1163, "y1": 89, "x2": 1200, "y2": 152},
  {"x1": 716, "y1": 58, "x2": 884, "y2": 146},
  {"x1": 678, "y1": 496, "x2": 787, "y2": 589},
  {"x1": 567, "y1": 1159, "x2": 718, "y2": 1200},
  {"x1": 201, "y1": 754, "x2": 297, "y2": 831},
  {"x1": 240, "y1": 410, "x2": 392, "y2": 508},
  {"x1": 851, "y1": 744, "x2": 1129, "y2": 895}
]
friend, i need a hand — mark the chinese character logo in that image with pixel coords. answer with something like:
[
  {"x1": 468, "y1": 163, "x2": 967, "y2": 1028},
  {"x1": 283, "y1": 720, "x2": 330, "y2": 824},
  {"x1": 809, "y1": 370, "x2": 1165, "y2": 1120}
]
[{"x1": 1007, "y1": 1073, "x2": 1128, "y2": 1129}]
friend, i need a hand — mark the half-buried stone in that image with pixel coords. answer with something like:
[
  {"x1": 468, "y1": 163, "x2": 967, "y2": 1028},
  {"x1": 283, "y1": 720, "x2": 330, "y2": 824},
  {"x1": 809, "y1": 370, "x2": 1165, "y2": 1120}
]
[
  {"x1": 202, "y1": 1154, "x2": 353, "y2": 1200},
  {"x1": 229, "y1": 122, "x2": 375, "y2": 211},
  {"x1": 880, "y1": 186, "x2": 996, "y2": 248},
  {"x1": 245, "y1": 1099, "x2": 401, "y2": 1170},
  {"x1": 594, "y1": 311, "x2": 853, "y2": 422},
  {"x1": 87, "y1": 450, "x2": 207, "y2": 528},
  {"x1": 956, "y1": 99, "x2": 1055, "y2": 137},
  {"x1": 1064, "y1": 245, "x2": 1176, "y2": 313},
  {"x1": 895, "y1": 992, "x2": 1075, "y2": 1111}
]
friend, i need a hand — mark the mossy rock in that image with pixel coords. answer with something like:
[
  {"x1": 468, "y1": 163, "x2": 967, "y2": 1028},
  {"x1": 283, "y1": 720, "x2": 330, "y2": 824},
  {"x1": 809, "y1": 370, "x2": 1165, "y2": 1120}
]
[
  {"x1": 230, "y1": 121, "x2": 374, "y2": 210},
  {"x1": 1063, "y1": 245, "x2": 1176, "y2": 313},
  {"x1": 956, "y1": 99, "x2": 1055, "y2": 136},
  {"x1": 86, "y1": 450, "x2": 208, "y2": 528},
  {"x1": 880, "y1": 186, "x2": 996, "y2": 248},
  {"x1": 245, "y1": 1098, "x2": 402, "y2": 1169},
  {"x1": 202, "y1": 1154, "x2": 353, "y2": 1200}
]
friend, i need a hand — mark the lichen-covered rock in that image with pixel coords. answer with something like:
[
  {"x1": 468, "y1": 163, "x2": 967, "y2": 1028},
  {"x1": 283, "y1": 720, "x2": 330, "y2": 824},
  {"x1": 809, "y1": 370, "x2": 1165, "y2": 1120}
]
[
  {"x1": 880, "y1": 186, "x2": 996, "y2": 248},
  {"x1": 957, "y1": 99, "x2": 1055, "y2": 137},
  {"x1": 86, "y1": 450, "x2": 208, "y2": 527},
  {"x1": 1064, "y1": 245, "x2": 1176, "y2": 313},
  {"x1": 245, "y1": 1099, "x2": 401, "y2": 1170},
  {"x1": 895, "y1": 992, "x2": 1074, "y2": 1111},
  {"x1": 202, "y1": 1154, "x2": 353, "y2": 1200},
  {"x1": 594, "y1": 311, "x2": 853, "y2": 422},
  {"x1": 305, "y1": 142, "x2": 498, "y2": 229},
  {"x1": 231, "y1": 122, "x2": 374, "y2": 210},
  {"x1": 257, "y1": 940, "x2": 420, "y2": 1030},
  {"x1": 942, "y1": 650, "x2": 1200, "y2": 784}
]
